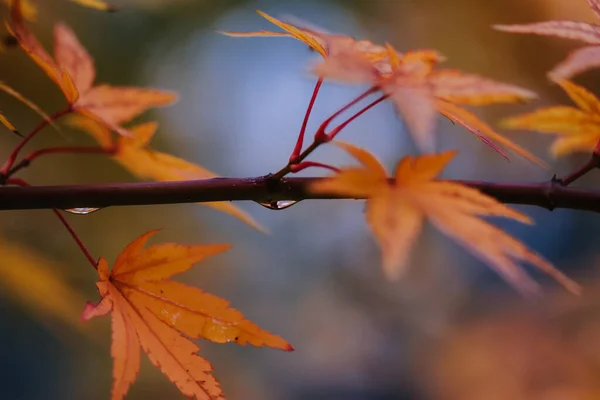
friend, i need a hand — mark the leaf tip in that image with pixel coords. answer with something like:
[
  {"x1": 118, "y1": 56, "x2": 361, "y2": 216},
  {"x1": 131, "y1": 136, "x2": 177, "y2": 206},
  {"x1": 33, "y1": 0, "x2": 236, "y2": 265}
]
[
  {"x1": 491, "y1": 24, "x2": 513, "y2": 32},
  {"x1": 81, "y1": 299, "x2": 110, "y2": 321}
]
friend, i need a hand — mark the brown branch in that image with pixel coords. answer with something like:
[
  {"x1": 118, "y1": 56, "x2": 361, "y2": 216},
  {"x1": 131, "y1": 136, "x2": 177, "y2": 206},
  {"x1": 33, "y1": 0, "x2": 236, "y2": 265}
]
[{"x1": 0, "y1": 176, "x2": 599, "y2": 213}]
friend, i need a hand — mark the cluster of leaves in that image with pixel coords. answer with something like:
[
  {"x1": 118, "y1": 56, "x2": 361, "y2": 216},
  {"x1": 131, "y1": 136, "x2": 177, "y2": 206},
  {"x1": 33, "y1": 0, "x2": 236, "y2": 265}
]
[{"x1": 3, "y1": 0, "x2": 600, "y2": 399}]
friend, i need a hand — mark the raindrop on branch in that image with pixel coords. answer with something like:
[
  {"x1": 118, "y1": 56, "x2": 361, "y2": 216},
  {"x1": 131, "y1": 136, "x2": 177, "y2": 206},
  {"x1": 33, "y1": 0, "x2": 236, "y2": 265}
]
[
  {"x1": 64, "y1": 207, "x2": 101, "y2": 215},
  {"x1": 255, "y1": 200, "x2": 300, "y2": 210}
]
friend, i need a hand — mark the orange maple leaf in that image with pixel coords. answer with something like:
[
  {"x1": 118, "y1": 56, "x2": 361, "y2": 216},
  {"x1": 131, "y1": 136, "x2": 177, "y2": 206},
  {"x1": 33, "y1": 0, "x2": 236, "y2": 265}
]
[
  {"x1": 222, "y1": 13, "x2": 542, "y2": 166},
  {"x1": 8, "y1": 0, "x2": 175, "y2": 136},
  {"x1": 314, "y1": 43, "x2": 545, "y2": 167},
  {"x1": 494, "y1": 0, "x2": 600, "y2": 79},
  {"x1": 2, "y1": 0, "x2": 35, "y2": 21},
  {"x1": 310, "y1": 141, "x2": 579, "y2": 295},
  {"x1": 219, "y1": 10, "x2": 406, "y2": 63},
  {"x1": 502, "y1": 80, "x2": 600, "y2": 156},
  {"x1": 67, "y1": 115, "x2": 266, "y2": 232},
  {"x1": 82, "y1": 230, "x2": 292, "y2": 400}
]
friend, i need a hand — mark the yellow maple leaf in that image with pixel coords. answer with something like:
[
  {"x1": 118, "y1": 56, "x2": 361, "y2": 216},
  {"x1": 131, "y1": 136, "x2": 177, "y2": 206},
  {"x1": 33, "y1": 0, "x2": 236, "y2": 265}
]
[
  {"x1": 220, "y1": 10, "x2": 391, "y2": 61},
  {"x1": 494, "y1": 0, "x2": 600, "y2": 79},
  {"x1": 8, "y1": 1, "x2": 175, "y2": 136},
  {"x1": 501, "y1": 80, "x2": 600, "y2": 157},
  {"x1": 4, "y1": 0, "x2": 114, "y2": 17},
  {"x1": 67, "y1": 115, "x2": 265, "y2": 232},
  {"x1": 0, "y1": 236, "x2": 89, "y2": 335},
  {"x1": 0, "y1": 111, "x2": 17, "y2": 134},
  {"x1": 0, "y1": 80, "x2": 64, "y2": 136},
  {"x1": 69, "y1": 0, "x2": 115, "y2": 11},
  {"x1": 82, "y1": 230, "x2": 292, "y2": 400},
  {"x1": 310, "y1": 141, "x2": 580, "y2": 295},
  {"x1": 3, "y1": 0, "x2": 35, "y2": 20},
  {"x1": 66, "y1": 115, "x2": 265, "y2": 231},
  {"x1": 312, "y1": 42, "x2": 545, "y2": 166}
]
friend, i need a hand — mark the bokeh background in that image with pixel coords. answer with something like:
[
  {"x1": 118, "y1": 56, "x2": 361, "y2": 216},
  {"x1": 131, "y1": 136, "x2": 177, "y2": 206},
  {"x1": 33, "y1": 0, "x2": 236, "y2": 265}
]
[{"x1": 2, "y1": 0, "x2": 600, "y2": 399}]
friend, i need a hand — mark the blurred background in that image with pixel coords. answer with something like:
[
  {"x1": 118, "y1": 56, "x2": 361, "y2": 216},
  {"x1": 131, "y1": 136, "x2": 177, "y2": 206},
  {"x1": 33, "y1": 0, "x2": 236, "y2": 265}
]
[{"x1": 2, "y1": 0, "x2": 600, "y2": 399}]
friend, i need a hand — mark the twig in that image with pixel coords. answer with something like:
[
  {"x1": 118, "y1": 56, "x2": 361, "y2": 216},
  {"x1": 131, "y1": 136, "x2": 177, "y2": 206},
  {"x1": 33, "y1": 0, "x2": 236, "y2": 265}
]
[
  {"x1": 272, "y1": 86, "x2": 379, "y2": 179},
  {"x1": 0, "y1": 107, "x2": 72, "y2": 179},
  {"x1": 290, "y1": 78, "x2": 323, "y2": 161},
  {"x1": 0, "y1": 177, "x2": 598, "y2": 213},
  {"x1": 6, "y1": 145, "x2": 115, "y2": 178},
  {"x1": 6, "y1": 178, "x2": 98, "y2": 269}
]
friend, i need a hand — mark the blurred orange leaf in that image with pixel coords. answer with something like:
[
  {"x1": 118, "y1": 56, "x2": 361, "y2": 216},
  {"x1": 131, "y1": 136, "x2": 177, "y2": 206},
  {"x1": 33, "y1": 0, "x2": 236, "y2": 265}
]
[
  {"x1": 9, "y1": 1, "x2": 175, "y2": 136},
  {"x1": 494, "y1": 0, "x2": 600, "y2": 79},
  {"x1": 0, "y1": 236, "x2": 89, "y2": 335},
  {"x1": 314, "y1": 43, "x2": 543, "y2": 166},
  {"x1": 223, "y1": 13, "x2": 541, "y2": 165},
  {"x1": 311, "y1": 141, "x2": 579, "y2": 295},
  {"x1": 82, "y1": 230, "x2": 292, "y2": 400},
  {"x1": 502, "y1": 80, "x2": 600, "y2": 156},
  {"x1": 220, "y1": 10, "x2": 388, "y2": 61},
  {"x1": 69, "y1": 0, "x2": 115, "y2": 11},
  {"x1": 0, "y1": 111, "x2": 17, "y2": 134},
  {"x1": 67, "y1": 116, "x2": 266, "y2": 232},
  {"x1": 3, "y1": 0, "x2": 36, "y2": 20}
]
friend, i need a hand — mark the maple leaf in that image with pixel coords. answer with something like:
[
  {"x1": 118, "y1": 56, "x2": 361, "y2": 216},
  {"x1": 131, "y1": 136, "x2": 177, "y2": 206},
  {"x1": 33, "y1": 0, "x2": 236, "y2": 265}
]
[
  {"x1": 67, "y1": 115, "x2": 265, "y2": 232},
  {"x1": 0, "y1": 80, "x2": 63, "y2": 136},
  {"x1": 69, "y1": 0, "x2": 115, "y2": 12},
  {"x1": 0, "y1": 111, "x2": 17, "y2": 135},
  {"x1": 8, "y1": 0, "x2": 175, "y2": 136},
  {"x1": 3, "y1": 0, "x2": 114, "y2": 19},
  {"x1": 501, "y1": 80, "x2": 600, "y2": 156},
  {"x1": 83, "y1": 230, "x2": 292, "y2": 400},
  {"x1": 313, "y1": 43, "x2": 545, "y2": 166},
  {"x1": 3, "y1": 0, "x2": 35, "y2": 21},
  {"x1": 0, "y1": 236, "x2": 89, "y2": 335},
  {"x1": 310, "y1": 141, "x2": 580, "y2": 295},
  {"x1": 220, "y1": 10, "x2": 393, "y2": 62},
  {"x1": 223, "y1": 14, "x2": 542, "y2": 165},
  {"x1": 494, "y1": 0, "x2": 600, "y2": 79}
]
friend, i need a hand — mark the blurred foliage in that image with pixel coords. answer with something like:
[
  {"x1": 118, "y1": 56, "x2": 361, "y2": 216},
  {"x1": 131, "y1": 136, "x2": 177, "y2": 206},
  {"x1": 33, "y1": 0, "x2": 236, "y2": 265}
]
[{"x1": 2, "y1": 0, "x2": 600, "y2": 399}]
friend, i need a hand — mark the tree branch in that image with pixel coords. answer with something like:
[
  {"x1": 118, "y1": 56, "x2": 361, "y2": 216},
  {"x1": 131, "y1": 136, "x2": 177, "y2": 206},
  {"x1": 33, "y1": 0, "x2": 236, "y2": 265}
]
[{"x1": 0, "y1": 176, "x2": 599, "y2": 213}]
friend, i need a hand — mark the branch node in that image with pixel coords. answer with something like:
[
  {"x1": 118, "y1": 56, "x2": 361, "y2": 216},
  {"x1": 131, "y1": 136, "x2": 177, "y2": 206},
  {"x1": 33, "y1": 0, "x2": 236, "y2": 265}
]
[{"x1": 547, "y1": 175, "x2": 560, "y2": 211}]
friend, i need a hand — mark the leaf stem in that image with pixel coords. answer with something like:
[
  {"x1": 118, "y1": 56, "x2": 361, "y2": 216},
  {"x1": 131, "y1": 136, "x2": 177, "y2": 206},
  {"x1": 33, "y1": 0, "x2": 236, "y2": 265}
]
[
  {"x1": 6, "y1": 177, "x2": 98, "y2": 270},
  {"x1": 0, "y1": 107, "x2": 72, "y2": 181},
  {"x1": 290, "y1": 78, "x2": 323, "y2": 161},
  {"x1": 272, "y1": 86, "x2": 379, "y2": 179},
  {"x1": 6, "y1": 145, "x2": 116, "y2": 178},
  {"x1": 289, "y1": 161, "x2": 340, "y2": 173},
  {"x1": 327, "y1": 94, "x2": 388, "y2": 140},
  {"x1": 559, "y1": 139, "x2": 600, "y2": 186}
]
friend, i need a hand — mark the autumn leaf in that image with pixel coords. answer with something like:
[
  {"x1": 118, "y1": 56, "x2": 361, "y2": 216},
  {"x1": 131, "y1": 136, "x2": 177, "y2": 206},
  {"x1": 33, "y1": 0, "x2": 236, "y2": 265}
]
[
  {"x1": 67, "y1": 115, "x2": 266, "y2": 232},
  {"x1": 83, "y1": 230, "x2": 292, "y2": 400},
  {"x1": 312, "y1": 43, "x2": 544, "y2": 166},
  {"x1": 0, "y1": 80, "x2": 66, "y2": 136},
  {"x1": 494, "y1": 0, "x2": 600, "y2": 79},
  {"x1": 0, "y1": 111, "x2": 17, "y2": 135},
  {"x1": 223, "y1": 14, "x2": 542, "y2": 165},
  {"x1": 69, "y1": 0, "x2": 115, "y2": 12},
  {"x1": 3, "y1": 0, "x2": 36, "y2": 20},
  {"x1": 8, "y1": 0, "x2": 175, "y2": 136},
  {"x1": 310, "y1": 141, "x2": 580, "y2": 295},
  {"x1": 0, "y1": 236, "x2": 89, "y2": 335},
  {"x1": 219, "y1": 10, "x2": 389, "y2": 61},
  {"x1": 501, "y1": 80, "x2": 600, "y2": 156}
]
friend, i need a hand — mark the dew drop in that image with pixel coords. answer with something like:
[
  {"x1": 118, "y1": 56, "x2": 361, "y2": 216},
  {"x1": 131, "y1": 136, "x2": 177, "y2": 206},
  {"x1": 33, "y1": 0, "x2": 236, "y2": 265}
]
[
  {"x1": 255, "y1": 200, "x2": 300, "y2": 210},
  {"x1": 64, "y1": 207, "x2": 101, "y2": 215}
]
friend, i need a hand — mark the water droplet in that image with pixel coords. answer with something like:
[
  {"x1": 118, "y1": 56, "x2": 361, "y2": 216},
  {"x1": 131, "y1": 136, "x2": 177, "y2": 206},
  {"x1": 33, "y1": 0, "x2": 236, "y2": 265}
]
[
  {"x1": 64, "y1": 207, "x2": 101, "y2": 215},
  {"x1": 255, "y1": 200, "x2": 301, "y2": 210}
]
